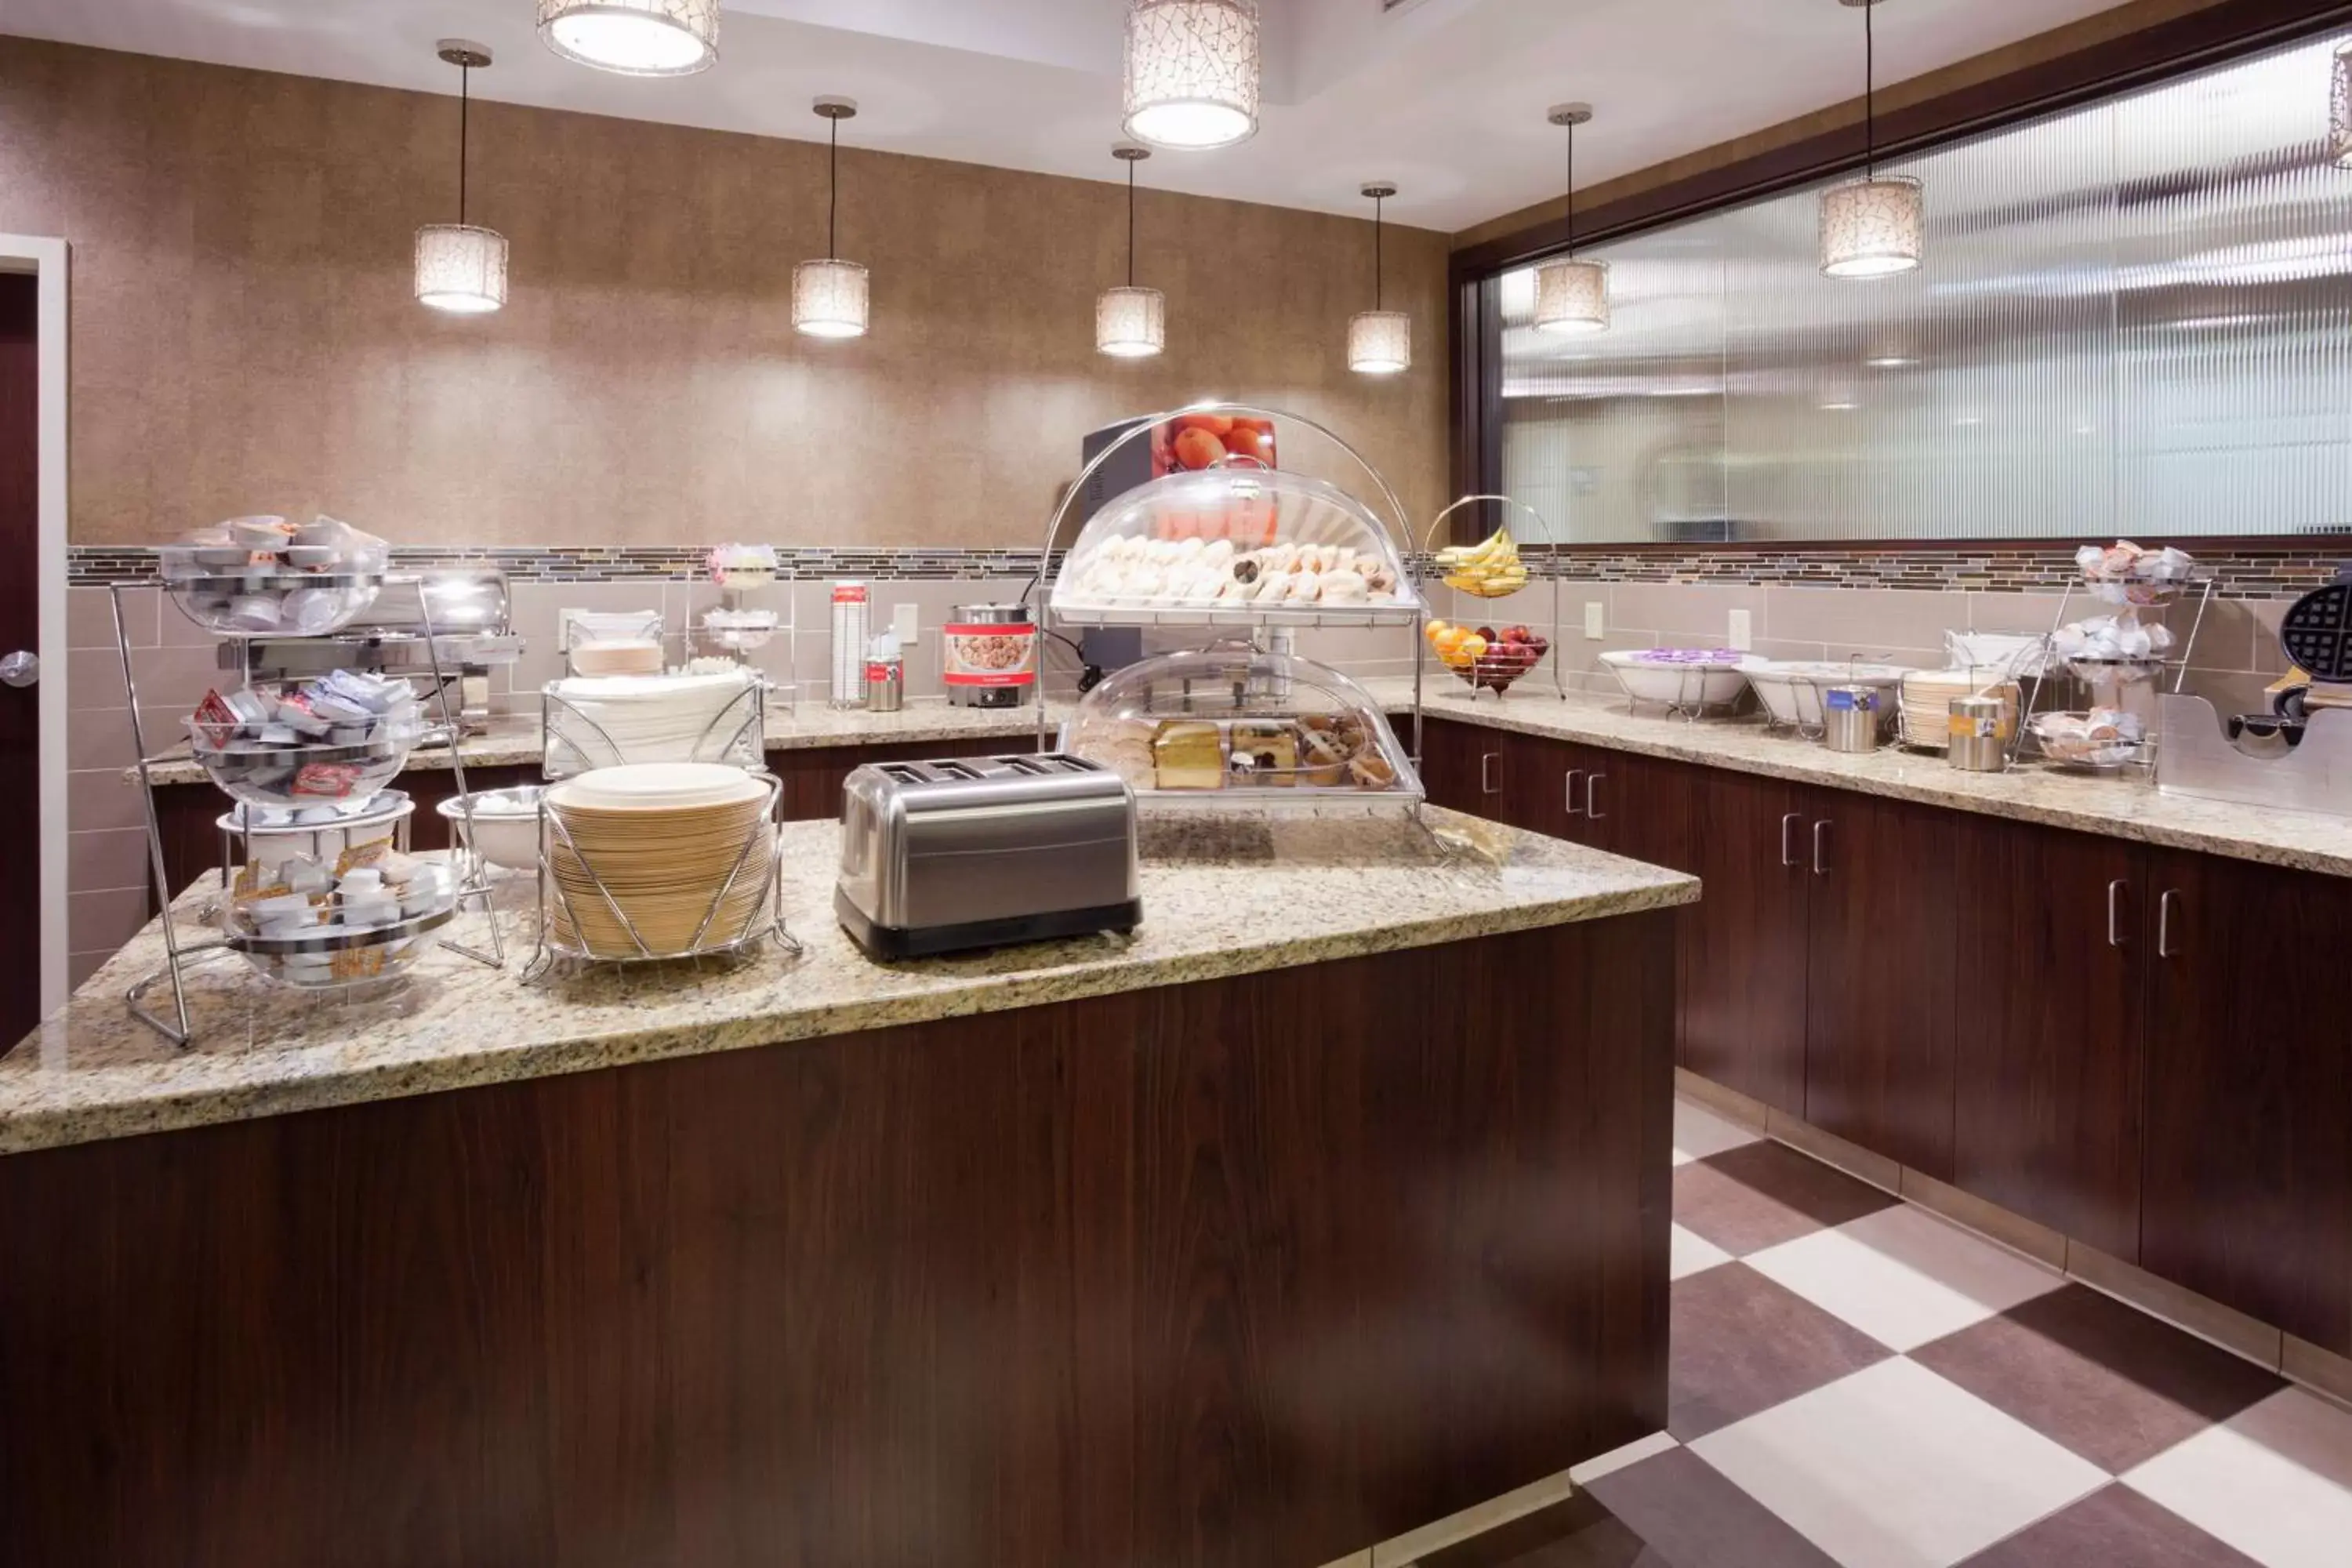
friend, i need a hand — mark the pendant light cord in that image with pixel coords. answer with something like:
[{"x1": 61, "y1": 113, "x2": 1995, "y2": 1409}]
[
  {"x1": 1565, "y1": 120, "x2": 1577, "y2": 258},
  {"x1": 1864, "y1": 0, "x2": 1876, "y2": 180},
  {"x1": 1373, "y1": 192, "x2": 1385, "y2": 310},
  {"x1": 827, "y1": 115, "x2": 840, "y2": 260},
  {"x1": 1127, "y1": 158, "x2": 1137, "y2": 289},
  {"x1": 458, "y1": 62, "x2": 470, "y2": 226}
]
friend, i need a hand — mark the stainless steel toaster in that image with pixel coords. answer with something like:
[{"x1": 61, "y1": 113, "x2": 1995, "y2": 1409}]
[{"x1": 835, "y1": 753, "x2": 1142, "y2": 960}]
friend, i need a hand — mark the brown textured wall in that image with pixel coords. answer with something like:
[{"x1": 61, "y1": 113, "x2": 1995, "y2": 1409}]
[{"x1": 0, "y1": 39, "x2": 1450, "y2": 548}]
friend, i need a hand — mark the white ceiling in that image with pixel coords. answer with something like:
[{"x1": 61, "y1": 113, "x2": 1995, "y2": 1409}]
[{"x1": 2, "y1": 0, "x2": 2128, "y2": 231}]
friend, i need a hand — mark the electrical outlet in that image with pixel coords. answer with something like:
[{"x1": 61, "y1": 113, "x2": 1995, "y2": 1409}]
[
  {"x1": 1584, "y1": 601, "x2": 1606, "y2": 640},
  {"x1": 1728, "y1": 608, "x2": 1754, "y2": 652},
  {"x1": 892, "y1": 603, "x2": 919, "y2": 644}
]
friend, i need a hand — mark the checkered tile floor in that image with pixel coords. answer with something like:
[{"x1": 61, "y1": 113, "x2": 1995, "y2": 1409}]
[{"x1": 1562, "y1": 1098, "x2": 2352, "y2": 1568}]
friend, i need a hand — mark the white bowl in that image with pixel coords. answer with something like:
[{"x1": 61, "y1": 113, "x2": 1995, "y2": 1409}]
[
  {"x1": 1602, "y1": 651, "x2": 1764, "y2": 711},
  {"x1": 437, "y1": 786, "x2": 546, "y2": 871},
  {"x1": 1744, "y1": 661, "x2": 1910, "y2": 728}
]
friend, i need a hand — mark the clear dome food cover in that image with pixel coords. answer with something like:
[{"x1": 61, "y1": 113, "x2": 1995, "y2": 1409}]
[
  {"x1": 1058, "y1": 644, "x2": 1423, "y2": 812},
  {"x1": 1051, "y1": 467, "x2": 1421, "y2": 626}
]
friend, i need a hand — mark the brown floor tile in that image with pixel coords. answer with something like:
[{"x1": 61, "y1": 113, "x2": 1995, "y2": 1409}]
[
  {"x1": 1415, "y1": 1492, "x2": 1661, "y2": 1568},
  {"x1": 1671, "y1": 1141, "x2": 1898, "y2": 1257},
  {"x1": 1959, "y1": 1484, "x2": 2259, "y2": 1566},
  {"x1": 1583, "y1": 1446, "x2": 1840, "y2": 1568},
  {"x1": 1668, "y1": 1263, "x2": 1892, "y2": 1440},
  {"x1": 1911, "y1": 1285, "x2": 2284, "y2": 1474}
]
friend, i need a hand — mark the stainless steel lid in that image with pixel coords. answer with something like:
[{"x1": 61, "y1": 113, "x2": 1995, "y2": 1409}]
[{"x1": 949, "y1": 602, "x2": 1033, "y2": 626}]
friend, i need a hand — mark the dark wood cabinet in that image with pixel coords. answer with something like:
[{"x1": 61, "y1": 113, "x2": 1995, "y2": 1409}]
[
  {"x1": 1680, "y1": 768, "x2": 1811, "y2": 1117},
  {"x1": 1951, "y1": 819, "x2": 2147, "y2": 1260},
  {"x1": 2140, "y1": 848, "x2": 2352, "y2": 1353},
  {"x1": 1417, "y1": 716, "x2": 1507, "y2": 819},
  {"x1": 1802, "y1": 789, "x2": 1958, "y2": 1181}
]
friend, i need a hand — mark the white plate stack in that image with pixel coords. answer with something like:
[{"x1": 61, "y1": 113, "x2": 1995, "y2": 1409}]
[
  {"x1": 545, "y1": 668, "x2": 760, "y2": 768},
  {"x1": 1899, "y1": 671, "x2": 2021, "y2": 751}
]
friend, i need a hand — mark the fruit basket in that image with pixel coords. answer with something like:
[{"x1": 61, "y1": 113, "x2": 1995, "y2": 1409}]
[{"x1": 1425, "y1": 619, "x2": 1552, "y2": 694}]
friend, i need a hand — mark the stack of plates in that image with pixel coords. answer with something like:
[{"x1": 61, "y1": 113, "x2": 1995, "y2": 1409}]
[
  {"x1": 545, "y1": 669, "x2": 759, "y2": 768},
  {"x1": 542, "y1": 764, "x2": 775, "y2": 959},
  {"x1": 1900, "y1": 671, "x2": 2020, "y2": 751}
]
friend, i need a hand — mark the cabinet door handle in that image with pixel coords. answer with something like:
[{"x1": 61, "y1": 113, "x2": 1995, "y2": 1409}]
[
  {"x1": 1780, "y1": 812, "x2": 1802, "y2": 868},
  {"x1": 1586, "y1": 772, "x2": 1607, "y2": 820},
  {"x1": 2158, "y1": 889, "x2": 2181, "y2": 958},
  {"x1": 1479, "y1": 752, "x2": 1500, "y2": 796},
  {"x1": 1563, "y1": 769, "x2": 1585, "y2": 815},
  {"x1": 2107, "y1": 880, "x2": 2128, "y2": 948},
  {"x1": 1812, "y1": 819, "x2": 1831, "y2": 877}
]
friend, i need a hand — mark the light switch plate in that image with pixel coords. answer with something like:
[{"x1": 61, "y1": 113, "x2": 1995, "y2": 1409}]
[
  {"x1": 1728, "y1": 608, "x2": 1754, "y2": 652},
  {"x1": 892, "y1": 603, "x2": 919, "y2": 644},
  {"x1": 1584, "y1": 601, "x2": 1606, "y2": 640}
]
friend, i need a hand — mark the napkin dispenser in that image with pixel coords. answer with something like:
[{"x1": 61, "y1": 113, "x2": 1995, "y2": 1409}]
[{"x1": 835, "y1": 753, "x2": 1142, "y2": 959}]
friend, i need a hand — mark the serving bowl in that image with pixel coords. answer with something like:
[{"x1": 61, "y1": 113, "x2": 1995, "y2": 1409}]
[
  {"x1": 1601, "y1": 650, "x2": 1763, "y2": 712},
  {"x1": 223, "y1": 901, "x2": 455, "y2": 989},
  {"x1": 187, "y1": 720, "x2": 423, "y2": 808},
  {"x1": 437, "y1": 786, "x2": 547, "y2": 871},
  {"x1": 1744, "y1": 660, "x2": 1910, "y2": 729}
]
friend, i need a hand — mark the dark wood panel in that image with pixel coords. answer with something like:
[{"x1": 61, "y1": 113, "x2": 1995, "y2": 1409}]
[
  {"x1": 1679, "y1": 768, "x2": 1810, "y2": 1117},
  {"x1": 0, "y1": 274, "x2": 36, "y2": 1047},
  {"x1": 1579, "y1": 749, "x2": 1694, "y2": 873},
  {"x1": 2142, "y1": 849, "x2": 2352, "y2": 1355},
  {"x1": 1417, "y1": 716, "x2": 1505, "y2": 819},
  {"x1": 1802, "y1": 789, "x2": 1959, "y2": 1180},
  {"x1": 0, "y1": 917, "x2": 1675, "y2": 1566},
  {"x1": 1951, "y1": 818, "x2": 2147, "y2": 1261}
]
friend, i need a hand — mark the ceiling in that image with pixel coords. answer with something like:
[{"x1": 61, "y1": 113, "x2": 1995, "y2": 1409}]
[{"x1": 2, "y1": 0, "x2": 2129, "y2": 231}]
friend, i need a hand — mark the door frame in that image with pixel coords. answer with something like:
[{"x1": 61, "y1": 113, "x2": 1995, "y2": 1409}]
[{"x1": 0, "y1": 236, "x2": 69, "y2": 1014}]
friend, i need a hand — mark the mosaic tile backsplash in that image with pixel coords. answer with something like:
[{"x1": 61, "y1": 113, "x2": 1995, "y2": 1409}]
[{"x1": 68, "y1": 543, "x2": 2348, "y2": 599}]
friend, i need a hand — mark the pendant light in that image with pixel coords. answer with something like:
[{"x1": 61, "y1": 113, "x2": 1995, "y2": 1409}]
[
  {"x1": 793, "y1": 98, "x2": 869, "y2": 340},
  {"x1": 1534, "y1": 103, "x2": 1610, "y2": 335},
  {"x1": 2331, "y1": 42, "x2": 2350, "y2": 170},
  {"x1": 1348, "y1": 183, "x2": 1410, "y2": 377},
  {"x1": 1819, "y1": 0, "x2": 1924, "y2": 280},
  {"x1": 414, "y1": 41, "x2": 508, "y2": 315},
  {"x1": 1123, "y1": 0, "x2": 1261, "y2": 151},
  {"x1": 1098, "y1": 146, "x2": 1167, "y2": 359},
  {"x1": 538, "y1": 0, "x2": 718, "y2": 78}
]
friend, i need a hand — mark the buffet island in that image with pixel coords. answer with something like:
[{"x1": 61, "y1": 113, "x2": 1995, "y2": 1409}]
[{"x1": 0, "y1": 811, "x2": 1694, "y2": 1568}]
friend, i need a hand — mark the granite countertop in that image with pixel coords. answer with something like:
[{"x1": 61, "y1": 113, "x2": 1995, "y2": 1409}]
[
  {"x1": 1363, "y1": 678, "x2": 2352, "y2": 879},
  {"x1": 129, "y1": 699, "x2": 1073, "y2": 786},
  {"x1": 0, "y1": 809, "x2": 1696, "y2": 1156}
]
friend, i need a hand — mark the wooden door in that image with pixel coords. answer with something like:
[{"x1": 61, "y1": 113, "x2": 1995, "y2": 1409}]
[
  {"x1": 1501, "y1": 728, "x2": 1584, "y2": 839},
  {"x1": 1951, "y1": 818, "x2": 2145, "y2": 1260},
  {"x1": 2142, "y1": 849, "x2": 2352, "y2": 1356},
  {"x1": 1580, "y1": 748, "x2": 1694, "y2": 872},
  {"x1": 1803, "y1": 789, "x2": 1960, "y2": 1180},
  {"x1": 1680, "y1": 768, "x2": 1810, "y2": 1116},
  {"x1": 0, "y1": 274, "x2": 38, "y2": 1047}
]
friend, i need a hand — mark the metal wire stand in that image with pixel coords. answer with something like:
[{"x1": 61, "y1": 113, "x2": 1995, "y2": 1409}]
[
  {"x1": 1415, "y1": 495, "x2": 1567, "y2": 706},
  {"x1": 539, "y1": 678, "x2": 768, "y2": 780}
]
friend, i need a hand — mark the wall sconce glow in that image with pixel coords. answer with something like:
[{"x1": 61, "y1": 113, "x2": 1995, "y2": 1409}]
[
  {"x1": 1097, "y1": 287, "x2": 1167, "y2": 358},
  {"x1": 415, "y1": 42, "x2": 506, "y2": 315},
  {"x1": 2332, "y1": 42, "x2": 2350, "y2": 169},
  {"x1": 1348, "y1": 312, "x2": 1412, "y2": 376},
  {"x1": 538, "y1": 0, "x2": 718, "y2": 78},
  {"x1": 1534, "y1": 258, "x2": 1611, "y2": 336},
  {"x1": 1123, "y1": 0, "x2": 1261, "y2": 151},
  {"x1": 415, "y1": 224, "x2": 510, "y2": 314},
  {"x1": 795, "y1": 98, "x2": 868, "y2": 339},
  {"x1": 1820, "y1": 176, "x2": 1925, "y2": 278},
  {"x1": 792, "y1": 259, "x2": 869, "y2": 339}
]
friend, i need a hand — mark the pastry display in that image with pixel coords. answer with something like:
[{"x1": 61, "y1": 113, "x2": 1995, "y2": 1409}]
[
  {"x1": 1152, "y1": 720, "x2": 1226, "y2": 790},
  {"x1": 1435, "y1": 527, "x2": 1530, "y2": 598},
  {"x1": 1229, "y1": 722, "x2": 1300, "y2": 786},
  {"x1": 1051, "y1": 468, "x2": 1418, "y2": 617}
]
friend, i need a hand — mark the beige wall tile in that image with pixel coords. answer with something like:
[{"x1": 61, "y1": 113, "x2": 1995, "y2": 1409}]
[
  {"x1": 67, "y1": 949, "x2": 111, "y2": 991},
  {"x1": 69, "y1": 887, "x2": 149, "y2": 955},
  {"x1": 69, "y1": 827, "x2": 150, "y2": 895},
  {"x1": 67, "y1": 586, "x2": 156, "y2": 650},
  {"x1": 1609, "y1": 582, "x2": 1767, "y2": 643},
  {"x1": 2, "y1": 39, "x2": 1449, "y2": 553},
  {"x1": 68, "y1": 768, "x2": 148, "y2": 835},
  {"x1": 1764, "y1": 586, "x2": 1969, "y2": 655}
]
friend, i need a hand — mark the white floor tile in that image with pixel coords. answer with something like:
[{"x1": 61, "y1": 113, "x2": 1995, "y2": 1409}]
[
  {"x1": 2123, "y1": 1388, "x2": 2352, "y2": 1567},
  {"x1": 1670, "y1": 1222, "x2": 1733, "y2": 1281},
  {"x1": 1690, "y1": 1359, "x2": 2106, "y2": 1568},
  {"x1": 1672, "y1": 1098, "x2": 1761, "y2": 1166},
  {"x1": 1742, "y1": 1203, "x2": 2063, "y2": 1352}
]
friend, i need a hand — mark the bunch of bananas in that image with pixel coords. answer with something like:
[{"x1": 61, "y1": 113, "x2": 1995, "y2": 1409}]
[{"x1": 1436, "y1": 528, "x2": 1529, "y2": 599}]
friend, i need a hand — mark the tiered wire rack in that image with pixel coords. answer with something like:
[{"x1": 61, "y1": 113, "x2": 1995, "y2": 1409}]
[
  {"x1": 116, "y1": 574, "x2": 503, "y2": 1047},
  {"x1": 1415, "y1": 494, "x2": 1567, "y2": 705}
]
